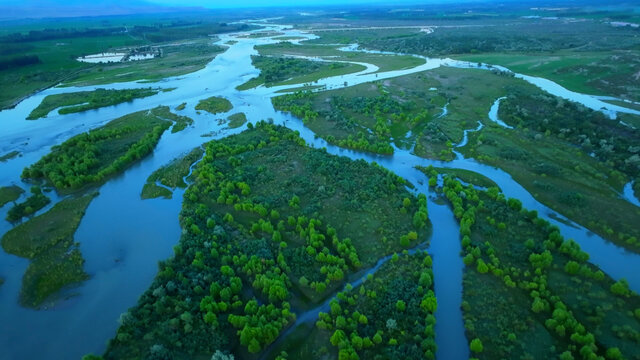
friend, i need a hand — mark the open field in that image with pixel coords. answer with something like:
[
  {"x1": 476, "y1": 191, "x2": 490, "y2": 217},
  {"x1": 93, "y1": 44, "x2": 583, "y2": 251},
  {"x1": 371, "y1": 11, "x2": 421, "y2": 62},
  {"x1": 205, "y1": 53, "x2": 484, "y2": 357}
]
[{"x1": 61, "y1": 39, "x2": 226, "y2": 87}]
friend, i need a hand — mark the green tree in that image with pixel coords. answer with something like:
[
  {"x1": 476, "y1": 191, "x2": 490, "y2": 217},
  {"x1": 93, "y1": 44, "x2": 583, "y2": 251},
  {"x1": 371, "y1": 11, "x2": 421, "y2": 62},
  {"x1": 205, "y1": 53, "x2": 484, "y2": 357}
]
[
  {"x1": 610, "y1": 279, "x2": 631, "y2": 297},
  {"x1": 476, "y1": 259, "x2": 489, "y2": 274},
  {"x1": 470, "y1": 338, "x2": 483, "y2": 353}
]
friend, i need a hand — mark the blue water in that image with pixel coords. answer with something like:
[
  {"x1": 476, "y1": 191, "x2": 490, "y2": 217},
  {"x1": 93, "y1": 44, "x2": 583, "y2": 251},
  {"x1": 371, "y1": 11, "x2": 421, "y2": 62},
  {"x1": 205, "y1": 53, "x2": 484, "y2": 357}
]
[{"x1": 0, "y1": 21, "x2": 638, "y2": 360}]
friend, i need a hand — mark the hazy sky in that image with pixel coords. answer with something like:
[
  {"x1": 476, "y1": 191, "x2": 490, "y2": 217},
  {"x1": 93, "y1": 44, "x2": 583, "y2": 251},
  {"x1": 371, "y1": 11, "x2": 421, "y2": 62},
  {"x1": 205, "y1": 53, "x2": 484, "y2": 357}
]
[{"x1": 146, "y1": 0, "x2": 442, "y2": 8}]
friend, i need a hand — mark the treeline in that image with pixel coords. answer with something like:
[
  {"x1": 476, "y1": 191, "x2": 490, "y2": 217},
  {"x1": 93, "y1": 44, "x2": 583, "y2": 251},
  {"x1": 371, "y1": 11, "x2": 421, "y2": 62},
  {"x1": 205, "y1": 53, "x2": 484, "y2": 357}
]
[
  {"x1": 131, "y1": 23, "x2": 250, "y2": 43},
  {"x1": 0, "y1": 55, "x2": 41, "y2": 71},
  {"x1": 1, "y1": 22, "x2": 250, "y2": 44},
  {"x1": 1, "y1": 27, "x2": 126, "y2": 43}
]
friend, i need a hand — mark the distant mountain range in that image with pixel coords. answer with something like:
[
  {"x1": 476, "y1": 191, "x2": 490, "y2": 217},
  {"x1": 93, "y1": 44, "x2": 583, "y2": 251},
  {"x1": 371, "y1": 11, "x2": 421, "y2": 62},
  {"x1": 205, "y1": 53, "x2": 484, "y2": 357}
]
[{"x1": 0, "y1": 0, "x2": 202, "y2": 20}]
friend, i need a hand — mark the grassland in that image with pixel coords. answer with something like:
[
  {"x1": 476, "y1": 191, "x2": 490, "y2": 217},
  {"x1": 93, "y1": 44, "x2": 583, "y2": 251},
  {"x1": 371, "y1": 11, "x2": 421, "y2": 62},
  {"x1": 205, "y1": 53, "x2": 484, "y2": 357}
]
[
  {"x1": 195, "y1": 96, "x2": 233, "y2": 115},
  {"x1": 256, "y1": 42, "x2": 426, "y2": 73},
  {"x1": 141, "y1": 147, "x2": 204, "y2": 199},
  {"x1": 0, "y1": 186, "x2": 24, "y2": 208},
  {"x1": 433, "y1": 174, "x2": 640, "y2": 359},
  {"x1": 455, "y1": 51, "x2": 640, "y2": 101},
  {"x1": 1, "y1": 193, "x2": 97, "y2": 307},
  {"x1": 104, "y1": 122, "x2": 430, "y2": 359},
  {"x1": 236, "y1": 56, "x2": 366, "y2": 91},
  {"x1": 227, "y1": 113, "x2": 247, "y2": 129},
  {"x1": 22, "y1": 107, "x2": 175, "y2": 191},
  {"x1": 27, "y1": 88, "x2": 160, "y2": 120}
]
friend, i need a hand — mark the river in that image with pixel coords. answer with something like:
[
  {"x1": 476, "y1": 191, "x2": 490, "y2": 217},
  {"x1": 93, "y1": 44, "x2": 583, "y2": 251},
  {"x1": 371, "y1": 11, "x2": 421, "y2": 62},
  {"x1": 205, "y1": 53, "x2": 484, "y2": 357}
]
[{"x1": 0, "y1": 22, "x2": 639, "y2": 360}]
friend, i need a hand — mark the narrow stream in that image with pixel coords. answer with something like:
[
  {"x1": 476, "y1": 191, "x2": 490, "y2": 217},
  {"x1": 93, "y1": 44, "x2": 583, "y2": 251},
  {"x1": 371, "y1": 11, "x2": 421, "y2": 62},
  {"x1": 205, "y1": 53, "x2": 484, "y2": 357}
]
[
  {"x1": 0, "y1": 21, "x2": 639, "y2": 360},
  {"x1": 487, "y1": 96, "x2": 512, "y2": 128}
]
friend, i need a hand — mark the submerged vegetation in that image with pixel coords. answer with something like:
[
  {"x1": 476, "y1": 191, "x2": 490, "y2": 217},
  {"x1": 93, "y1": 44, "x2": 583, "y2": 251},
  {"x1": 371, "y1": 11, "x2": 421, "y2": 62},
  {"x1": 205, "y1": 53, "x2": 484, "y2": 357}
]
[
  {"x1": 27, "y1": 88, "x2": 160, "y2": 120},
  {"x1": 0, "y1": 151, "x2": 20, "y2": 162},
  {"x1": 1, "y1": 193, "x2": 97, "y2": 307},
  {"x1": 105, "y1": 122, "x2": 430, "y2": 359}
]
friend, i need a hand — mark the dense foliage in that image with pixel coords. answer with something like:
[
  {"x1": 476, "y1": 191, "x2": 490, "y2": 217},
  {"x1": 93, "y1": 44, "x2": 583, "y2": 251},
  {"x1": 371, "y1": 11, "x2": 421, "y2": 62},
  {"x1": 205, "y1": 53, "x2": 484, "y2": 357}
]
[
  {"x1": 427, "y1": 168, "x2": 640, "y2": 359},
  {"x1": 311, "y1": 253, "x2": 437, "y2": 360},
  {"x1": 105, "y1": 122, "x2": 430, "y2": 359},
  {"x1": 273, "y1": 90, "x2": 397, "y2": 155},
  {"x1": 22, "y1": 107, "x2": 175, "y2": 191}
]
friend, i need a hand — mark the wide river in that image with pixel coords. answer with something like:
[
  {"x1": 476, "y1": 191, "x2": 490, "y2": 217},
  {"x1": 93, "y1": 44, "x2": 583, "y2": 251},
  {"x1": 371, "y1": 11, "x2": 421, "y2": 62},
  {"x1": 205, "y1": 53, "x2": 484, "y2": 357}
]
[{"x1": 0, "y1": 22, "x2": 638, "y2": 360}]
